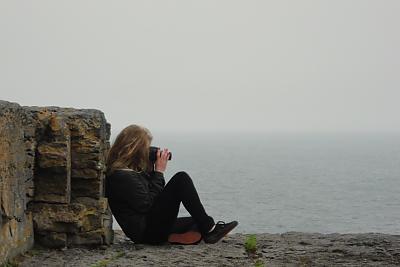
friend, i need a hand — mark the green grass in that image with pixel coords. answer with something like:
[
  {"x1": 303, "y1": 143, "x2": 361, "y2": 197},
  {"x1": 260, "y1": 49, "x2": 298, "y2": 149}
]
[
  {"x1": 244, "y1": 234, "x2": 257, "y2": 254},
  {"x1": 244, "y1": 235, "x2": 265, "y2": 266},
  {"x1": 254, "y1": 259, "x2": 264, "y2": 267},
  {"x1": 90, "y1": 251, "x2": 126, "y2": 267}
]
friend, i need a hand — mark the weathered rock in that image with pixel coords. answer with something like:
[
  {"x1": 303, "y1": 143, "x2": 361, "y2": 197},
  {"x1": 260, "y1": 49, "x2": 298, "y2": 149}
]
[
  {"x1": 26, "y1": 105, "x2": 113, "y2": 247},
  {"x1": 34, "y1": 166, "x2": 71, "y2": 204},
  {"x1": 33, "y1": 113, "x2": 72, "y2": 204},
  {"x1": 14, "y1": 230, "x2": 400, "y2": 267},
  {"x1": 29, "y1": 202, "x2": 88, "y2": 233},
  {"x1": 0, "y1": 100, "x2": 113, "y2": 264},
  {"x1": 0, "y1": 100, "x2": 35, "y2": 264},
  {"x1": 34, "y1": 232, "x2": 67, "y2": 249},
  {"x1": 67, "y1": 228, "x2": 114, "y2": 247},
  {"x1": 71, "y1": 168, "x2": 99, "y2": 179},
  {"x1": 37, "y1": 142, "x2": 70, "y2": 169},
  {"x1": 73, "y1": 197, "x2": 110, "y2": 213},
  {"x1": 71, "y1": 177, "x2": 103, "y2": 199}
]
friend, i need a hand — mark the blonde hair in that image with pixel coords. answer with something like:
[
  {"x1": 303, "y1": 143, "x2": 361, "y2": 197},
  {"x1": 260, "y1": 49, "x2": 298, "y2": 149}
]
[{"x1": 106, "y1": 124, "x2": 153, "y2": 175}]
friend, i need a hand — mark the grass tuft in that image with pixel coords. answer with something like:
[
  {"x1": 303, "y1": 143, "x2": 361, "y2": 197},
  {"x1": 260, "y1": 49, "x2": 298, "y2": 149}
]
[
  {"x1": 254, "y1": 259, "x2": 264, "y2": 267},
  {"x1": 244, "y1": 234, "x2": 257, "y2": 254}
]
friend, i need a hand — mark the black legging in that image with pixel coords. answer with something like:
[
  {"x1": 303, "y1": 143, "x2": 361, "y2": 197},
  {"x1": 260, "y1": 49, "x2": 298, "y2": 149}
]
[{"x1": 142, "y1": 171, "x2": 215, "y2": 244}]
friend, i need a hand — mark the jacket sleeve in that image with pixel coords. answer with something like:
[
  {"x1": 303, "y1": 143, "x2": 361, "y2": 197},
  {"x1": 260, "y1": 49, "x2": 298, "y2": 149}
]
[
  {"x1": 119, "y1": 171, "x2": 165, "y2": 214},
  {"x1": 148, "y1": 170, "x2": 166, "y2": 190}
]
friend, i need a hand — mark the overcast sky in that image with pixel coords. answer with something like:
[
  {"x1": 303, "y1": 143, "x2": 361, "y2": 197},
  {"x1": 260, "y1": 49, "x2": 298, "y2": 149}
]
[{"x1": 1, "y1": 1, "x2": 399, "y2": 135}]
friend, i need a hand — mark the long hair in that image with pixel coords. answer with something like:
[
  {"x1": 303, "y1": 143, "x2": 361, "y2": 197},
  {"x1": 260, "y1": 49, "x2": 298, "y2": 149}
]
[{"x1": 106, "y1": 124, "x2": 153, "y2": 176}]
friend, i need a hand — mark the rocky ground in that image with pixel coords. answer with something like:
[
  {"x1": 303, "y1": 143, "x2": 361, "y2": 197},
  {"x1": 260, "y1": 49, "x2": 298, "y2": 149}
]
[{"x1": 12, "y1": 230, "x2": 400, "y2": 266}]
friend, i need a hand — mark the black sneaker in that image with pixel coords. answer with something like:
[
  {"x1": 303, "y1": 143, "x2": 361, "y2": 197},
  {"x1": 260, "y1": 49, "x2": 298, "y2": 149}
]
[{"x1": 203, "y1": 220, "x2": 239, "y2": 244}]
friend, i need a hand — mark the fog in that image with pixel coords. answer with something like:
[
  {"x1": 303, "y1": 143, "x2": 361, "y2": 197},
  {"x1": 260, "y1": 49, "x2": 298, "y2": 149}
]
[{"x1": 1, "y1": 1, "x2": 399, "y2": 135}]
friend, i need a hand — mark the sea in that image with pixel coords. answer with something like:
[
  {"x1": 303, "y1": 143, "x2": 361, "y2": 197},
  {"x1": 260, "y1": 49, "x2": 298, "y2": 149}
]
[{"x1": 112, "y1": 132, "x2": 400, "y2": 235}]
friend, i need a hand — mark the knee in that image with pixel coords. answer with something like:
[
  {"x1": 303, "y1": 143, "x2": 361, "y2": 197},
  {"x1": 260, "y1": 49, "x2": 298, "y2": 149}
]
[
  {"x1": 171, "y1": 171, "x2": 193, "y2": 184},
  {"x1": 176, "y1": 171, "x2": 190, "y2": 178}
]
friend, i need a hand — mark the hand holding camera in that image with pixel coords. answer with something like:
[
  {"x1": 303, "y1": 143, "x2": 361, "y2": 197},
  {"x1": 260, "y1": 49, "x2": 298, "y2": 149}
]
[{"x1": 149, "y1": 146, "x2": 172, "y2": 173}]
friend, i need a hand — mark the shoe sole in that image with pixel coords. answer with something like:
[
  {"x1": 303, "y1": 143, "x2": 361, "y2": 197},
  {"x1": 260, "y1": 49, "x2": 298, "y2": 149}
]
[
  {"x1": 204, "y1": 221, "x2": 239, "y2": 244},
  {"x1": 168, "y1": 231, "x2": 202, "y2": 245}
]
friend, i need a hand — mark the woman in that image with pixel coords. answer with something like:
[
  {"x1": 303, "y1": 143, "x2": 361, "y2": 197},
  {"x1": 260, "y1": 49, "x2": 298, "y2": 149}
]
[{"x1": 105, "y1": 124, "x2": 238, "y2": 245}]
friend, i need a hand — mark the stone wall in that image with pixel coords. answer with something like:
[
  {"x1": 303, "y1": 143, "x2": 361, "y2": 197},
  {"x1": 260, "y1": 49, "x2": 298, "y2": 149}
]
[
  {"x1": 0, "y1": 100, "x2": 114, "y2": 264},
  {"x1": 0, "y1": 101, "x2": 35, "y2": 264}
]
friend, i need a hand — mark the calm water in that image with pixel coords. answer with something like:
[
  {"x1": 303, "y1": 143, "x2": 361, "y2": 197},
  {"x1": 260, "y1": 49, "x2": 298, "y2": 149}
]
[{"x1": 112, "y1": 132, "x2": 400, "y2": 234}]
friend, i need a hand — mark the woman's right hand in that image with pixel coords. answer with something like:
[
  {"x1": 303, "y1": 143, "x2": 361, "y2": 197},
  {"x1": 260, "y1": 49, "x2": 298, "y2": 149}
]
[{"x1": 154, "y1": 148, "x2": 169, "y2": 173}]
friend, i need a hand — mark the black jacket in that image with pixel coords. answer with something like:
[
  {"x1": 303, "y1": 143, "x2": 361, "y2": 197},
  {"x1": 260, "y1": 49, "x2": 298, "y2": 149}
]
[{"x1": 105, "y1": 169, "x2": 165, "y2": 243}]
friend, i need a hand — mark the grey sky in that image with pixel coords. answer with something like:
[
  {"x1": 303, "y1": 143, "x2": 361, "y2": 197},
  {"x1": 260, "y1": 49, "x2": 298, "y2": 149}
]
[{"x1": 1, "y1": 1, "x2": 399, "y2": 135}]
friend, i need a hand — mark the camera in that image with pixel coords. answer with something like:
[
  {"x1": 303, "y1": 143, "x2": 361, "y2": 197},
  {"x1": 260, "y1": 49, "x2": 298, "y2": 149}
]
[{"x1": 149, "y1": 146, "x2": 172, "y2": 162}]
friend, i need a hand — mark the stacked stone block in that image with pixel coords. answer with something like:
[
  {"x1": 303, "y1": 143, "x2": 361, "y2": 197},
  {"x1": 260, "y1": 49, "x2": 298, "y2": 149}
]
[
  {"x1": 0, "y1": 100, "x2": 114, "y2": 264},
  {"x1": 26, "y1": 106, "x2": 114, "y2": 248}
]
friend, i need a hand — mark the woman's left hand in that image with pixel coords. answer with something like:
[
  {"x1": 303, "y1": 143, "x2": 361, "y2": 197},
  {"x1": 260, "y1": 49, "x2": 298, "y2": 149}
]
[{"x1": 154, "y1": 148, "x2": 169, "y2": 173}]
